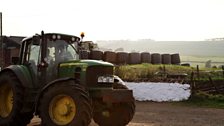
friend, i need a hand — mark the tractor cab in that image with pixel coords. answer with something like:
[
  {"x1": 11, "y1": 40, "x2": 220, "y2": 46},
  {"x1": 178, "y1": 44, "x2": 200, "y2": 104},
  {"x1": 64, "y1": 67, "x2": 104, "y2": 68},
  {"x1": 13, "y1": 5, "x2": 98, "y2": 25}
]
[{"x1": 19, "y1": 32, "x2": 81, "y2": 83}]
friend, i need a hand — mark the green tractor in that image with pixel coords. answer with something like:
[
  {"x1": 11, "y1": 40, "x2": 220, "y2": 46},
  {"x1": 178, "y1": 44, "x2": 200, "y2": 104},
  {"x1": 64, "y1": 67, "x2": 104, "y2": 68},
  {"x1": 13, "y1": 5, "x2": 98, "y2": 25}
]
[{"x1": 0, "y1": 31, "x2": 135, "y2": 126}]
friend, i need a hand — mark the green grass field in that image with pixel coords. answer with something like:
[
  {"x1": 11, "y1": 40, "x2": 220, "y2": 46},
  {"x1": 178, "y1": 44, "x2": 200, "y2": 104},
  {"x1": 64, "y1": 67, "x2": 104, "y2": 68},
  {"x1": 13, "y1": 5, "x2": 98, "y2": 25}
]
[
  {"x1": 181, "y1": 55, "x2": 224, "y2": 67},
  {"x1": 115, "y1": 63, "x2": 223, "y2": 82},
  {"x1": 115, "y1": 64, "x2": 192, "y2": 82}
]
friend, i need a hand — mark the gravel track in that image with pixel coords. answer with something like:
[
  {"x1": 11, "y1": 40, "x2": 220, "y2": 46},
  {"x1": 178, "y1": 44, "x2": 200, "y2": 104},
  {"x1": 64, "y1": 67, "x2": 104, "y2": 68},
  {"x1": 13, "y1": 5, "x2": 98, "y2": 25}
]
[{"x1": 28, "y1": 101, "x2": 224, "y2": 126}]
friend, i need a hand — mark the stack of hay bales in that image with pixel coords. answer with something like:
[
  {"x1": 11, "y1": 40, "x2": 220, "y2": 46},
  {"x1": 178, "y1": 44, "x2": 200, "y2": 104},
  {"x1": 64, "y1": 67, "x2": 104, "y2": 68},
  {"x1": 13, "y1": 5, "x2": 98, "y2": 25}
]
[{"x1": 86, "y1": 49, "x2": 181, "y2": 65}]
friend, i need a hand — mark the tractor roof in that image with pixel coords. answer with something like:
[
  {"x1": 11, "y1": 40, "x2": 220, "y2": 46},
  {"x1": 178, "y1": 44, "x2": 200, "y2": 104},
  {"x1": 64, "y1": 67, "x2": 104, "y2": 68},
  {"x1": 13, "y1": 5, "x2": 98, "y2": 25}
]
[{"x1": 22, "y1": 33, "x2": 81, "y2": 42}]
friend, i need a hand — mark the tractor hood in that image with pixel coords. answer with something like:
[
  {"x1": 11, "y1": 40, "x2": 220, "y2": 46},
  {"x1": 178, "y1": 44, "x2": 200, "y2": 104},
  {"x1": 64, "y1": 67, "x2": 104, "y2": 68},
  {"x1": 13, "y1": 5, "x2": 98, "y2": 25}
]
[
  {"x1": 58, "y1": 60, "x2": 114, "y2": 84},
  {"x1": 59, "y1": 60, "x2": 114, "y2": 67}
]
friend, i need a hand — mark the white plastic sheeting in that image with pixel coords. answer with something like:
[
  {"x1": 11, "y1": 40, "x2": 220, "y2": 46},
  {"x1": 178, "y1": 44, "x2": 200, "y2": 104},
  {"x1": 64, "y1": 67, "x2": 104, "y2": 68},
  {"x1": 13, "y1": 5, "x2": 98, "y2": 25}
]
[{"x1": 126, "y1": 82, "x2": 191, "y2": 102}]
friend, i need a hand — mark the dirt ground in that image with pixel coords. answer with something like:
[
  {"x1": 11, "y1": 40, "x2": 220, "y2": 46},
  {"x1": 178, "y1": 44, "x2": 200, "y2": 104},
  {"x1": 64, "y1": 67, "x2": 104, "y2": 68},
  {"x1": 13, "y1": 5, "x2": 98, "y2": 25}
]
[{"x1": 28, "y1": 101, "x2": 224, "y2": 126}]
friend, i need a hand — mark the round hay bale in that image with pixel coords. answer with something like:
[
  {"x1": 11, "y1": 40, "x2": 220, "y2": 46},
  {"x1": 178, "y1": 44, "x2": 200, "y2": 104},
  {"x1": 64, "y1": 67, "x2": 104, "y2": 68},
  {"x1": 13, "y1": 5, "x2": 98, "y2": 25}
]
[
  {"x1": 171, "y1": 53, "x2": 181, "y2": 65},
  {"x1": 103, "y1": 51, "x2": 117, "y2": 63},
  {"x1": 161, "y1": 54, "x2": 171, "y2": 64},
  {"x1": 116, "y1": 52, "x2": 129, "y2": 64},
  {"x1": 151, "y1": 53, "x2": 161, "y2": 64},
  {"x1": 141, "y1": 52, "x2": 151, "y2": 63},
  {"x1": 79, "y1": 50, "x2": 89, "y2": 59},
  {"x1": 90, "y1": 50, "x2": 103, "y2": 60},
  {"x1": 129, "y1": 52, "x2": 141, "y2": 64}
]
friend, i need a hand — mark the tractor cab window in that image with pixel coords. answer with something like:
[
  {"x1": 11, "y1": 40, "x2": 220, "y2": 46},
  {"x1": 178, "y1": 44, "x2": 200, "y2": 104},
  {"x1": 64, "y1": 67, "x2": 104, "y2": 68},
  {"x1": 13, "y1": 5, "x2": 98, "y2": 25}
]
[
  {"x1": 23, "y1": 39, "x2": 41, "y2": 75},
  {"x1": 45, "y1": 39, "x2": 79, "y2": 81},
  {"x1": 29, "y1": 45, "x2": 40, "y2": 65},
  {"x1": 29, "y1": 45, "x2": 40, "y2": 74},
  {"x1": 47, "y1": 39, "x2": 79, "y2": 64}
]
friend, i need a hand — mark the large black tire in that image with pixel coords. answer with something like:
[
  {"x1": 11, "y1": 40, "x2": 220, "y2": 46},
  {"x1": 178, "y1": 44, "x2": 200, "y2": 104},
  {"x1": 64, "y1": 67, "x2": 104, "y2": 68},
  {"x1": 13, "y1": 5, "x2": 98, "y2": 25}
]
[
  {"x1": 38, "y1": 80, "x2": 92, "y2": 126},
  {"x1": 93, "y1": 83, "x2": 135, "y2": 126},
  {"x1": 0, "y1": 71, "x2": 33, "y2": 126}
]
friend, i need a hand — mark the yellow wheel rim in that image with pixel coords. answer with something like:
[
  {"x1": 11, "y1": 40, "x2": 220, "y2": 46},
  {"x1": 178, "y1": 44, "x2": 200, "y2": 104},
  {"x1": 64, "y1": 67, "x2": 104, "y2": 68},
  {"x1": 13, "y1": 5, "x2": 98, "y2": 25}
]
[
  {"x1": 49, "y1": 94, "x2": 76, "y2": 125},
  {"x1": 0, "y1": 83, "x2": 13, "y2": 118}
]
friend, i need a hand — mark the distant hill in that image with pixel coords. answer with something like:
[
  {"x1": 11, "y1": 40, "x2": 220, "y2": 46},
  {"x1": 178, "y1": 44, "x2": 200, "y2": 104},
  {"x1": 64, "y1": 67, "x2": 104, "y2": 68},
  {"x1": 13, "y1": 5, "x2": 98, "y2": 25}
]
[{"x1": 96, "y1": 40, "x2": 224, "y2": 57}]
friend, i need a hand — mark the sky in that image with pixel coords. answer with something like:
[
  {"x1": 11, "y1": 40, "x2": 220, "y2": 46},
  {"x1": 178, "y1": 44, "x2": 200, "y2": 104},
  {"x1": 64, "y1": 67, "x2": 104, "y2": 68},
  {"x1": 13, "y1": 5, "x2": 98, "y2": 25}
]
[{"x1": 1, "y1": 0, "x2": 224, "y2": 41}]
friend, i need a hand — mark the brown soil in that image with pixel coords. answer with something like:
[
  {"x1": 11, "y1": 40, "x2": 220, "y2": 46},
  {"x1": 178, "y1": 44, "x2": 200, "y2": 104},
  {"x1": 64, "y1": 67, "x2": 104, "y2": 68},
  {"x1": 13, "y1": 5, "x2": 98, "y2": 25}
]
[{"x1": 28, "y1": 101, "x2": 224, "y2": 126}]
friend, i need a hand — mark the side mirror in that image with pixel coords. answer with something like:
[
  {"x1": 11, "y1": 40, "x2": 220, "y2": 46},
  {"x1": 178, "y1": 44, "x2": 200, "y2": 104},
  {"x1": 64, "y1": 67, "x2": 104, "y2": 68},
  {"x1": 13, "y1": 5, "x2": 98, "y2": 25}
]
[{"x1": 11, "y1": 57, "x2": 19, "y2": 65}]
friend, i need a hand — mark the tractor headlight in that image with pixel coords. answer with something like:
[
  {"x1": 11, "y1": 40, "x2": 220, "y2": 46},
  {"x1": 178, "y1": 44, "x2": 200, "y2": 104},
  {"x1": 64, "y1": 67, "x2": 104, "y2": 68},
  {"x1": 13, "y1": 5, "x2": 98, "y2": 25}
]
[{"x1": 97, "y1": 76, "x2": 114, "y2": 83}]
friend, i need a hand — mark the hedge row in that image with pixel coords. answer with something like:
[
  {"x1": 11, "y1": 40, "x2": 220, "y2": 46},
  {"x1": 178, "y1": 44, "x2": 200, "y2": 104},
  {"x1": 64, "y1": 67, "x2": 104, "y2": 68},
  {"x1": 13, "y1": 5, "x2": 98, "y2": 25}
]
[{"x1": 80, "y1": 50, "x2": 181, "y2": 65}]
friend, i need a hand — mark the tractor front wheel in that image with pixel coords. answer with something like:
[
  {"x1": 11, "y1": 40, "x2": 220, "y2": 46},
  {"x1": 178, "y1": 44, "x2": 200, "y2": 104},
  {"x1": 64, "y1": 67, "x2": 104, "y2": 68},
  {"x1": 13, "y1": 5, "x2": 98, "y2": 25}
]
[{"x1": 38, "y1": 80, "x2": 92, "y2": 126}]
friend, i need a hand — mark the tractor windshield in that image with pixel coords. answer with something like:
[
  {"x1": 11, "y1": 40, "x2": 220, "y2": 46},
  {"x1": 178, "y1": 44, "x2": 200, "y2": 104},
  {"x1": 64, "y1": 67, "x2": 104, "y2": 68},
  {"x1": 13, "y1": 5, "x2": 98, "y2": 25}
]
[{"x1": 46, "y1": 39, "x2": 79, "y2": 64}]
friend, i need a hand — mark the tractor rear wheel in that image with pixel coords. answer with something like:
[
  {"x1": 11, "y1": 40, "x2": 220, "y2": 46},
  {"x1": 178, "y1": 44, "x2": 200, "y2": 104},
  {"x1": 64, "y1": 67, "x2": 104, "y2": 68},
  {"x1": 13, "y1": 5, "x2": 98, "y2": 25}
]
[
  {"x1": 0, "y1": 72, "x2": 33, "y2": 126},
  {"x1": 39, "y1": 80, "x2": 92, "y2": 126},
  {"x1": 93, "y1": 83, "x2": 135, "y2": 126}
]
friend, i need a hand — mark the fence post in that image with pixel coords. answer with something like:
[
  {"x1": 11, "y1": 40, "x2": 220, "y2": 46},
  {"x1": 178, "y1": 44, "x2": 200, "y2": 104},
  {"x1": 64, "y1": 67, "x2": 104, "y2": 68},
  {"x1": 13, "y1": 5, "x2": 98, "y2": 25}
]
[
  {"x1": 209, "y1": 76, "x2": 219, "y2": 94},
  {"x1": 163, "y1": 65, "x2": 166, "y2": 73},
  {"x1": 163, "y1": 65, "x2": 166, "y2": 80},
  {"x1": 196, "y1": 65, "x2": 200, "y2": 79},
  {"x1": 190, "y1": 71, "x2": 195, "y2": 95}
]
